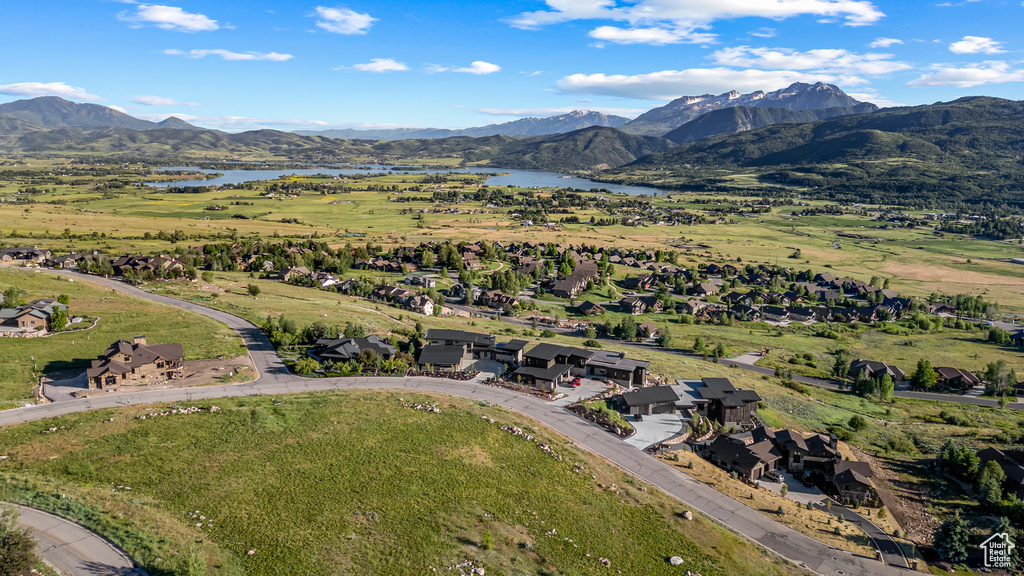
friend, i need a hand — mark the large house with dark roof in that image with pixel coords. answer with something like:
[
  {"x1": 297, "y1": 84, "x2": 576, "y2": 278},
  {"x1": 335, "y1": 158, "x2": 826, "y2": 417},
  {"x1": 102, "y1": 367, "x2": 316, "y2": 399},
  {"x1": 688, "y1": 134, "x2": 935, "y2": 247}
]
[
  {"x1": 85, "y1": 336, "x2": 184, "y2": 389},
  {"x1": 705, "y1": 436, "x2": 782, "y2": 482},
  {"x1": 935, "y1": 367, "x2": 982, "y2": 391},
  {"x1": 312, "y1": 336, "x2": 396, "y2": 362},
  {"x1": 675, "y1": 378, "x2": 760, "y2": 426},
  {"x1": 621, "y1": 386, "x2": 680, "y2": 415},
  {"x1": 848, "y1": 359, "x2": 905, "y2": 383},
  {"x1": 416, "y1": 343, "x2": 473, "y2": 372},
  {"x1": 831, "y1": 461, "x2": 877, "y2": 503},
  {"x1": 424, "y1": 329, "x2": 496, "y2": 359},
  {"x1": 754, "y1": 427, "x2": 840, "y2": 472}
]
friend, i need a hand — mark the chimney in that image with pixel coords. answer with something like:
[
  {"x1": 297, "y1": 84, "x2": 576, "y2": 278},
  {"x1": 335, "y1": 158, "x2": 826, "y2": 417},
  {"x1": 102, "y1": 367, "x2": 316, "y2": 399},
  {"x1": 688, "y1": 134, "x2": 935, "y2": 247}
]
[
  {"x1": 829, "y1": 433, "x2": 838, "y2": 450},
  {"x1": 134, "y1": 335, "x2": 147, "y2": 346}
]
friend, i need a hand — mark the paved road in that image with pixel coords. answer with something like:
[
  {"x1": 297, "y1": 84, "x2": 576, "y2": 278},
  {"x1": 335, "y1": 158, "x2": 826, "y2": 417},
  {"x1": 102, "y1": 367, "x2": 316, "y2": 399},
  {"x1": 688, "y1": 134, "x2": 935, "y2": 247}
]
[
  {"x1": 822, "y1": 500, "x2": 908, "y2": 568},
  {"x1": 11, "y1": 503, "x2": 142, "y2": 576},
  {"x1": 4, "y1": 269, "x2": 920, "y2": 576}
]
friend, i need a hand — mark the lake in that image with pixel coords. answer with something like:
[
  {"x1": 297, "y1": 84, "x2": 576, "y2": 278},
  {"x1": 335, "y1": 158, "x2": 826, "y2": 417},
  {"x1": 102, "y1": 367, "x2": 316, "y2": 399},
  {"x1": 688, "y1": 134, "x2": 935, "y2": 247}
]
[{"x1": 148, "y1": 165, "x2": 664, "y2": 196}]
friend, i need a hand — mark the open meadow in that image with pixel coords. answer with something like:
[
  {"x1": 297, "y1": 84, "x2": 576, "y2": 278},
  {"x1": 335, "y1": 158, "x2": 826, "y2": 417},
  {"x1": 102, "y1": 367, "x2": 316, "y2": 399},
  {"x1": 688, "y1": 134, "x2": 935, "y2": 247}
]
[{"x1": 0, "y1": 390, "x2": 810, "y2": 576}]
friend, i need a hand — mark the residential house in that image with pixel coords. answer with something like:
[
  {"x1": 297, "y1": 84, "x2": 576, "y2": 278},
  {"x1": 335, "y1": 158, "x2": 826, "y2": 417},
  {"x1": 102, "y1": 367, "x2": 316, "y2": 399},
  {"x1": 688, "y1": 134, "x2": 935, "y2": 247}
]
[
  {"x1": 551, "y1": 263, "x2": 599, "y2": 299},
  {"x1": 831, "y1": 461, "x2": 877, "y2": 504},
  {"x1": 85, "y1": 336, "x2": 184, "y2": 389},
  {"x1": 416, "y1": 343, "x2": 473, "y2": 372},
  {"x1": 479, "y1": 290, "x2": 519, "y2": 312},
  {"x1": 638, "y1": 322, "x2": 659, "y2": 339},
  {"x1": 424, "y1": 329, "x2": 496, "y2": 359},
  {"x1": 935, "y1": 367, "x2": 982, "y2": 391},
  {"x1": 755, "y1": 427, "x2": 840, "y2": 472},
  {"x1": 762, "y1": 306, "x2": 790, "y2": 322},
  {"x1": 848, "y1": 359, "x2": 905, "y2": 383},
  {"x1": 587, "y1": 350, "x2": 649, "y2": 388},
  {"x1": 0, "y1": 299, "x2": 68, "y2": 332},
  {"x1": 621, "y1": 386, "x2": 679, "y2": 416},
  {"x1": 704, "y1": 436, "x2": 782, "y2": 482},
  {"x1": 279, "y1": 266, "x2": 311, "y2": 282},
  {"x1": 407, "y1": 295, "x2": 434, "y2": 316},
  {"x1": 619, "y1": 297, "x2": 648, "y2": 315},
  {"x1": 978, "y1": 448, "x2": 1024, "y2": 497},
  {"x1": 312, "y1": 336, "x2": 397, "y2": 362},
  {"x1": 675, "y1": 378, "x2": 760, "y2": 426},
  {"x1": 494, "y1": 339, "x2": 529, "y2": 367},
  {"x1": 578, "y1": 300, "x2": 604, "y2": 316}
]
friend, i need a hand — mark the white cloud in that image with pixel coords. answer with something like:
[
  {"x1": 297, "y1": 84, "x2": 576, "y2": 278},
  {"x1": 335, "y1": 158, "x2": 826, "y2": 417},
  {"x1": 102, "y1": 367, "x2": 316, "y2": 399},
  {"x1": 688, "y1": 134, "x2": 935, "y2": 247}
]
[
  {"x1": 509, "y1": 0, "x2": 885, "y2": 36},
  {"x1": 163, "y1": 49, "x2": 293, "y2": 61},
  {"x1": 343, "y1": 58, "x2": 409, "y2": 72},
  {"x1": 845, "y1": 89, "x2": 903, "y2": 107},
  {"x1": 949, "y1": 35, "x2": 1006, "y2": 54},
  {"x1": 132, "y1": 95, "x2": 198, "y2": 106},
  {"x1": 751, "y1": 27, "x2": 776, "y2": 38},
  {"x1": 907, "y1": 61, "x2": 1024, "y2": 87},
  {"x1": 587, "y1": 25, "x2": 715, "y2": 45},
  {"x1": 556, "y1": 68, "x2": 843, "y2": 100},
  {"x1": 711, "y1": 45, "x2": 912, "y2": 75},
  {"x1": 453, "y1": 61, "x2": 502, "y2": 74},
  {"x1": 117, "y1": 4, "x2": 219, "y2": 32},
  {"x1": 0, "y1": 81, "x2": 100, "y2": 101},
  {"x1": 313, "y1": 6, "x2": 376, "y2": 34},
  {"x1": 108, "y1": 105, "x2": 128, "y2": 113},
  {"x1": 475, "y1": 106, "x2": 646, "y2": 117},
  {"x1": 868, "y1": 37, "x2": 902, "y2": 48}
]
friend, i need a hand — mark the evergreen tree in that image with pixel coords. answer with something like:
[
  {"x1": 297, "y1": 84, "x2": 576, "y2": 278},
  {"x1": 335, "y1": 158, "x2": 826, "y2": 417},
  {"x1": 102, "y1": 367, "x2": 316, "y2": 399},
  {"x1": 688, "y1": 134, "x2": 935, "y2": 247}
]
[
  {"x1": 911, "y1": 359, "x2": 937, "y2": 390},
  {"x1": 935, "y1": 509, "x2": 970, "y2": 564},
  {"x1": 994, "y1": 516, "x2": 1020, "y2": 570},
  {"x1": 878, "y1": 373, "x2": 895, "y2": 402}
]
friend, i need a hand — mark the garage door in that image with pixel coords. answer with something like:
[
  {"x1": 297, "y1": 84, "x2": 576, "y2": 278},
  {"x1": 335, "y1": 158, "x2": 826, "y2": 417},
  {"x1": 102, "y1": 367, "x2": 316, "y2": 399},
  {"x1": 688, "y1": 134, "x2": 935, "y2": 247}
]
[{"x1": 652, "y1": 404, "x2": 675, "y2": 414}]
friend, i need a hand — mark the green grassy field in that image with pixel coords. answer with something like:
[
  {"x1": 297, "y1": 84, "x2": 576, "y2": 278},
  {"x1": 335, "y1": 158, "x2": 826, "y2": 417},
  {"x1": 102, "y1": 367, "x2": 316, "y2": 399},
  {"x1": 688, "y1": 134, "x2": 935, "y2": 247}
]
[
  {"x1": 0, "y1": 390, "x2": 809, "y2": 576},
  {"x1": 0, "y1": 269, "x2": 245, "y2": 407}
]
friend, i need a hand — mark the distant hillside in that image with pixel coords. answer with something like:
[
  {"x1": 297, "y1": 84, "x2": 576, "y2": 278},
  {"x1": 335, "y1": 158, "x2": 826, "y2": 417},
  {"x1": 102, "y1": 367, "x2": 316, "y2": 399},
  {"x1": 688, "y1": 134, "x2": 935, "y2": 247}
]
[
  {"x1": 621, "y1": 96, "x2": 1024, "y2": 206},
  {"x1": 0, "y1": 96, "x2": 200, "y2": 131},
  {"x1": 297, "y1": 110, "x2": 630, "y2": 140},
  {"x1": 621, "y1": 82, "x2": 872, "y2": 137},
  {"x1": 633, "y1": 96, "x2": 1022, "y2": 168},
  {"x1": 663, "y1": 103, "x2": 878, "y2": 144},
  {"x1": 486, "y1": 126, "x2": 673, "y2": 171}
]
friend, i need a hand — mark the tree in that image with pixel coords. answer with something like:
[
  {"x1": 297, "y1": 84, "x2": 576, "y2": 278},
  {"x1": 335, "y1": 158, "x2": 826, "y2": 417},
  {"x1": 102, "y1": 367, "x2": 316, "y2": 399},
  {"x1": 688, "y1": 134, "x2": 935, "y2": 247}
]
[
  {"x1": 977, "y1": 460, "x2": 1005, "y2": 506},
  {"x1": 420, "y1": 250, "x2": 435, "y2": 268},
  {"x1": 56, "y1": 293, "x2": 70, "y2": 305},
  {"x1": 0, "y1": 505, "x2": 39, "y2": 576},
  {"x1": 693, "y1": 337, "x2": 705, "y2": 353},
  {"x1": 910, "y1": 359, "x2": 937, "y2": 390},
  {"x1": 1, "y1": 287, "x2": 23, "y2": 309},
  {"x1": 656, "y1": 332, "x2": 672, "y2": 347},
  {"x1": 878, "y1": 374, "x2": 895, "y2": 403},
  {"x1": 292, "y1": 357, "x2": 321, "y2": 375},
  {"x1": 247, "y1": 284, "x2": 261, "y2": 297},
  {"x1": 995, "y1": 516, "x2": 1020, "y2": 570},
  {"x1": 935, "y1": 509, "x2": 970, "y2": 564},
  {"x1": 181, "y1": 542, "x2": 207, "y2": 576},
  {"x1": 583, "y1": 326, "x2": 597, "y2": 339},
  {"x1": 201, "y1": 271, "x2": 214, "y2": 283},
  {"x1": 831, "y1": 349, "x2": 852, "y2": 380},
  {"x1": 50, "y1": 309, "x2": 68, "y2": 332},
  {"x1": 984, "y1": 360, "x2": 1013, "y2": 397}
]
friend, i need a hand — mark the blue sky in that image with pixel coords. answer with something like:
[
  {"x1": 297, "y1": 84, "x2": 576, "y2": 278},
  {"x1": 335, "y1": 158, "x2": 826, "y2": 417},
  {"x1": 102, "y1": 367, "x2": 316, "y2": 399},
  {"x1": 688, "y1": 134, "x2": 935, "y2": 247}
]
[{"x1": 1, "y1": 0, "x2": 1021, "y2": 131}]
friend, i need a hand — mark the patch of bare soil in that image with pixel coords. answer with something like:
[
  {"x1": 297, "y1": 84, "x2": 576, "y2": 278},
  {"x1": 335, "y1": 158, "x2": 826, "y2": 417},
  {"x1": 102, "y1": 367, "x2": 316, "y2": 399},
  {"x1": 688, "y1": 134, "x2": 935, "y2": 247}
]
[{"x1": 70, "y1": 355, "x2": 255, "y2": 399}]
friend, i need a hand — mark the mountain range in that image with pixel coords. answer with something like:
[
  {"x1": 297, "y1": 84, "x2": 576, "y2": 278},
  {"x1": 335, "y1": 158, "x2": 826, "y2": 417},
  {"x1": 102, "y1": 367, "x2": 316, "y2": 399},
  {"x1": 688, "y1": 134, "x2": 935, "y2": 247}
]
[
  {"x1": 619, "y1": 82, "x2": 874, "y2": 136},
  {"x1": 0, "y1": 96, "x2": 200, "y2": 131},
  {"x1": 296, "y1": 110, "x2": 630, "y2": 140}
]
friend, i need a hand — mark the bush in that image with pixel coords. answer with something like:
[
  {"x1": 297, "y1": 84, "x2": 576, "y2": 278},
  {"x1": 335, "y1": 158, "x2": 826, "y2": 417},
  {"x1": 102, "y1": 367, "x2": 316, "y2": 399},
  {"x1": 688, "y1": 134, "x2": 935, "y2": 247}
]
[
  {"x1": 539, "y1": 329, "x2": 556, "y2": 338},
  {"x1": 582, "y1": 339, "x2": 601, "y2": 348},
  {"x1": 848, "y1": 415, "x2": 869, "y2": 431},
  {"x1": 201, "y1": 271, "x2": 214, "y2": 282}
]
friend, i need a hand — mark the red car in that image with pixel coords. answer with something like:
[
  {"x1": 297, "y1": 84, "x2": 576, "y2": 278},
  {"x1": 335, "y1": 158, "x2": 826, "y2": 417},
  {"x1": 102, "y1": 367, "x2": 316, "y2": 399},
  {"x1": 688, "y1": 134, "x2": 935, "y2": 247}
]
[{"x1": 571, "y1": 377, "x2": 581, "y2": 387}]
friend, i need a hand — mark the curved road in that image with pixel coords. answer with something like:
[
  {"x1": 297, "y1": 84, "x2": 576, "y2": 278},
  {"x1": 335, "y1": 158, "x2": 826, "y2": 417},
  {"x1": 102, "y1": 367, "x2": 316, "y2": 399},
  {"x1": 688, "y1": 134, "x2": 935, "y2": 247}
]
[
  {"x1": 11, "y1": 503, "x2": 142, "y2": 576},
  {"x1": 4, "y1": 269, "x2": 917, "y2": 576}
]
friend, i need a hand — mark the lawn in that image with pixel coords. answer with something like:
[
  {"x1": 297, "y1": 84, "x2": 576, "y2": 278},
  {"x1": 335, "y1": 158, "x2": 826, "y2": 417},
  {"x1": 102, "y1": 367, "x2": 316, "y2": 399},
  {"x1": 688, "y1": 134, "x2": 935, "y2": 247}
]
[{"x1": 0, "y1": 390, "x2": 810, "y2": 576}]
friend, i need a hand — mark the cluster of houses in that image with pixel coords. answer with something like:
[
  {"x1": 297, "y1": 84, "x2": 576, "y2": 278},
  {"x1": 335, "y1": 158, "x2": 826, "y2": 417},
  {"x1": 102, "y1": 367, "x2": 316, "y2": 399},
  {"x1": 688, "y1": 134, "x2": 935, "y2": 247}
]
[
  {"x1": 0, "y1": 246, "x2": 51, "y2": 264},
  {"x1": 85, "y1": 335, "x2": 185, "y2": 389},
  {"x1": 408, "y1": 329, "x2": 651, "y2": 391},
  {"x1": 848, "y1": 358, "x2": 993, "y2": 393},
  {"x1": 704, "y1": 425, "x2": 878, "y2": 504},
  {"x1": 0, "y1": 298, "x2": 69, "y2": 336}
]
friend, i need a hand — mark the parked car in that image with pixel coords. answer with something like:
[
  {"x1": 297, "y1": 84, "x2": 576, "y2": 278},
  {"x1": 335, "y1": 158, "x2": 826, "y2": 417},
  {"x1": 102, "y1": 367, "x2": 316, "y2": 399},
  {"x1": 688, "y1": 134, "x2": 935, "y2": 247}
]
[
  {"x1": 571, "y1": 377, "x2": 581, "y2": 387},
  {"x1": 634, "y1": 414, "x2": 643, "y2": 422}
]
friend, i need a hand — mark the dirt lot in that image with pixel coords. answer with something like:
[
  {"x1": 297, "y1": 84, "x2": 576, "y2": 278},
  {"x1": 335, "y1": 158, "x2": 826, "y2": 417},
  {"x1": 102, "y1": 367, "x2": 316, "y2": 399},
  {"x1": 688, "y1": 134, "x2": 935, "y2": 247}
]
[{"x1": 40, "y1": 355, "x2": 255, "y2": 402}]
